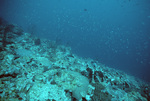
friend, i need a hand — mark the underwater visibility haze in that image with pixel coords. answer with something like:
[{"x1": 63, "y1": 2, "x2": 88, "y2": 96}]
[
  {"x1": 0, "y1": 0, "x2": 150, "y2": 82},
  {"x1": 1, "y1": 0, "x2": 150, "y2": 100}
]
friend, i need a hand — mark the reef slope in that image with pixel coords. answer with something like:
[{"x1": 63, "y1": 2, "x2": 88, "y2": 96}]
[{"x1": 0, "y1": 23, "x2": 150, "y2": 101}]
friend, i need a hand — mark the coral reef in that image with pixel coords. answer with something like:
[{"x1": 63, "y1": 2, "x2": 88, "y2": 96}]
[{"x1": 0, "y1": 22, "x2": 150, "y2": 101}]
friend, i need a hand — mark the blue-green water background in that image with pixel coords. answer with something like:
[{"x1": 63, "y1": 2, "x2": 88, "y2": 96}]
[{"x1": 0, "y1": 0, "x2": 150, "y2": 82}]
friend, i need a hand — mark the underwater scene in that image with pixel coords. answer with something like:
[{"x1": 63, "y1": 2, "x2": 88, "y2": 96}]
[{"x1": 0, "y1": 0, "x2": 150, "y2": 101}]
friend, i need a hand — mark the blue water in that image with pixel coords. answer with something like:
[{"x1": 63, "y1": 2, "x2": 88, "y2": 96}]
[{"x1": 0, "y1": 0, "x2": 150, "y2": 82}]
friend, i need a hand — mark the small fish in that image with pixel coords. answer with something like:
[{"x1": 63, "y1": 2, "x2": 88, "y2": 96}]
[{"x1": 84, "y1": 9, "x2": 87, "y2": 11}]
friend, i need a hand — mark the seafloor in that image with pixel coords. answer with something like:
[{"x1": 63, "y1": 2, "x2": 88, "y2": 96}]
[{"x1": 0, "y1": 22, "x2": 150, "y2": 101}]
